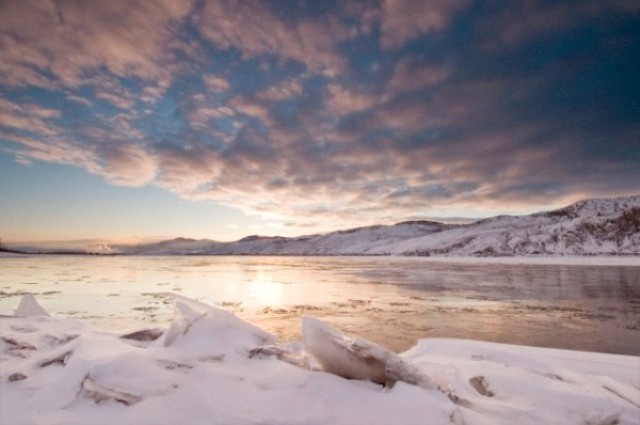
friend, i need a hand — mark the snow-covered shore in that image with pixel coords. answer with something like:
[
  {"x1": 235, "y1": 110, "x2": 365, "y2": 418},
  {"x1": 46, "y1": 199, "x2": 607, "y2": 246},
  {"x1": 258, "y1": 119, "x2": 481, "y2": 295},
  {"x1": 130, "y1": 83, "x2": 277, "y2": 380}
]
[{"x1": 1, "y1": 295, "x2": 639, "y2": 425}]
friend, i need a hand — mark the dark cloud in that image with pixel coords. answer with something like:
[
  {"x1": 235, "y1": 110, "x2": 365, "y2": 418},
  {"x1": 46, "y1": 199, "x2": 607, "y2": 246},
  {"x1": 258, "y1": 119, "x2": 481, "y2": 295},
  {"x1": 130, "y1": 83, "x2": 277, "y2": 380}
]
[{"x1": 1, "y1": 0, "x2": 639, "y2": 227}]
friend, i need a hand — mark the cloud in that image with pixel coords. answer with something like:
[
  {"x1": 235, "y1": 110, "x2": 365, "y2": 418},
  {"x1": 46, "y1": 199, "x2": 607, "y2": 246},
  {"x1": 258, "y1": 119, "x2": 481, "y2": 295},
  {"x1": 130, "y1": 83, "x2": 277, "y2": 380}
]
[
  {"x1": 65, "y1": 95, "x2": 93, "y2": 107},
  {"x1": 155, "y1": 143, "x2": 223, "y2": 194},
  {"x1": 1, "y1": 0, "x2": 639, "y2": 231},
  {"x1": 195, "y1": 0, "x2": 351, "y2": 76},
  {"x1": 188, "y1": 105, "x2": 235, "y2": 129},
  {"x1": 380, "y1": 0, "x2": 468, "y2": 49},
  {"x1": 95, "y1": 92, "x2": 136, "y2": 110},
  {"x1": 478, "y1": 1, "x2": 640, "y2": 48},
  {"x1": 0, "y1": 0, "x2": 195, "y2": 90},
  {"x1": 0, "y1": 99, "x2": 61, "y2": 136},
  {"x1": 2, "y1": 95, "x2": 154, "y2": 188},
  {"x1": 256, "y1": 79, "x2": 303, "y2": 101},
  {"x1": 203, "y1": 75, "x2": 230, "y2": 93},
  {"x1": 326, "y1": 84, "x2": 378, "y2": 116},
  {"x1": 96, "y1": 143, "x2": 157, "y2": 187},
  {"x1": 386, "y1": 59, "x2": 450, "y2": 93}
]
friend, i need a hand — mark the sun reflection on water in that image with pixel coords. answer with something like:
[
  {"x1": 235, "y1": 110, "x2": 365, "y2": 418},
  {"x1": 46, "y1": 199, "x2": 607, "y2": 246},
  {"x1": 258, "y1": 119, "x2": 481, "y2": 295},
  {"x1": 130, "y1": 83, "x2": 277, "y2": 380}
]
[{"x1": 247, "y1": 270, "x2": 284, "y2": 307}]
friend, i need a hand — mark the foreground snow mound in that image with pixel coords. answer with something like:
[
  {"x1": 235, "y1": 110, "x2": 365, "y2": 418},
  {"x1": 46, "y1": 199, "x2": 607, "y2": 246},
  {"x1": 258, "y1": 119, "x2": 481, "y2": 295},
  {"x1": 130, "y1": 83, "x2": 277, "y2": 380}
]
[
  {"x1": 403, "y1": 339, "x2": 640, "y2": 425},
  {"x1": 1, "y1": 295, "x2": 638, "y2": 424},
  {"x1": 14, "y1": 293, "x2": 50, "y2": 317},
  {"x1": 161, "y1": 294, "x2": 276, "y2": 357},
  {"x1": 1, "y1": 295, "x2": 455, "y2": 424}
]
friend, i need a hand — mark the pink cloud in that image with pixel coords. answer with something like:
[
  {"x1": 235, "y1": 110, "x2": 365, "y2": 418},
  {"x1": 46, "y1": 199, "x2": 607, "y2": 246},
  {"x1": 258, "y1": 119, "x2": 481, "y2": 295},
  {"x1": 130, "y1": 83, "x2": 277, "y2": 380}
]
[
  {"x1": 156, "y1": 146, "x2": 222, "y2": 194},
  {"x1": 479, "y1": 1, "x2": 639, "y2": 48},
  {"x1": 3, "y1": 132, "x2": 99, "y2": 173},
  {"x1": 230, "y1": 96, "x2": 273, "y2": 126},
  {"x1": 386, "y1": 60, "x2": 450, "y2": 93},
  {"x1": 0, "y1": 99, "x2": 61, "y2": 136},
  {"x1": 2, "y1": 1, "x2": 636, "y2": 230},
  {"x1": 5, "y1": 130, "x2": 156, "y2": 189},
  {"x1": 326, "y1": 84, "x2": 378, "y2": 116},
  {"x1": 95, "y1": 92, "x2": 136, "y2": 110},
  {"x1": 256, "y1": 79, "x2": 303, "y2": 101},
  {"x1": 0, "y1": 0, "x2": 194, "y2": 89},
  {"x1": 203, "y1": 75, "x2": 230, "y2": 93},
  {"x1": 65, "y1": 95, "x2": 93, "y2": 107},
  {"x1": 188, "y1": 106, "x2": 235, "y2": 129},
  {"x1": 195, "y1": 0, "x2": 349, "y2": 76},
  {"x1": 97, "y1": 143, "x2": 158, "y2": 187},
  {"x1": 380, "y1": 0, "x2": 468, "y2": 49},
  {"x1": 140, "y1": 84, "x2": 171, "y2": 104}
]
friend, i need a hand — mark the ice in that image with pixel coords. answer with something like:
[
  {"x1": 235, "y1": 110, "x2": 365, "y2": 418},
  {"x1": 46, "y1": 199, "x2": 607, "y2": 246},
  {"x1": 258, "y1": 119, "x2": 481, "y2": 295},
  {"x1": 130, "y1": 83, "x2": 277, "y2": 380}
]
[
  {"x1": 161, "y1": 294, "x2": 276, "y2": 357},
  {"x1": 302, "y1": 316, "x2": 392, "y2": 383},
  {"x1": 14, "y1": 293, "x2": 50, "y2": 317},
  {"x1": 302, "y1": 316, "x2": 435, "y2": 390},
  {"x1": 1, "y1": 294, "x2": 638, "y2": 425}
]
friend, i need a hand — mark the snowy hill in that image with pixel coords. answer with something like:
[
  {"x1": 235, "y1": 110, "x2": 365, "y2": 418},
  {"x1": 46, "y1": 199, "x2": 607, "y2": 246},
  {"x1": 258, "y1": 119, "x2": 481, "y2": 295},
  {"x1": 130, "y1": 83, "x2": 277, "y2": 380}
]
[
  {"x1": 114, "y1": 195, "x2": 640, "y2": 256},
  {"x1": 116, "y1": 221, "x2": 454, "y2": 255}
]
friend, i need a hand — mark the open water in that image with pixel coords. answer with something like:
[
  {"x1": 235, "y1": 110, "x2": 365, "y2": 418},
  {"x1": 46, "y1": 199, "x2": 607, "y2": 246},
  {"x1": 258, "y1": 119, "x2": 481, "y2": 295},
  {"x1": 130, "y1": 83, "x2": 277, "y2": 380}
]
[{"x1": 1, "y1": 255, "x2": 638, "y2": 354}]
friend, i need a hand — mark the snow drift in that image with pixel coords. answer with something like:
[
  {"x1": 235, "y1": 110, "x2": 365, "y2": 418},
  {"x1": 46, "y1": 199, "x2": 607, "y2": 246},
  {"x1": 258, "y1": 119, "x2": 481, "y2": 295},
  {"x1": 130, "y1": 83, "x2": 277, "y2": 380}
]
[{"x1": 1, "y1": 294, "x2": 639, "y2": 424}]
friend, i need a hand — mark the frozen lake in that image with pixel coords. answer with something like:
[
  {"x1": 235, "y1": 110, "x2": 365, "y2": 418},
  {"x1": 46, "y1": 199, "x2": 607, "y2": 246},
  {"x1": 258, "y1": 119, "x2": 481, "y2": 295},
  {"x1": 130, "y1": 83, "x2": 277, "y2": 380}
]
[{"x1": 1, "y1": 255, "x2": 639, "y2": 354}]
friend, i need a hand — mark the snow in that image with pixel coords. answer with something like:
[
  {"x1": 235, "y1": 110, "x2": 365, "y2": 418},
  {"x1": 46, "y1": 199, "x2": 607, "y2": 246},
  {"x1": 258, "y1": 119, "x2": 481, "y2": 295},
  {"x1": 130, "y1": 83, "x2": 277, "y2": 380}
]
[
  {"x1": 1, "y1": 294, "x2": 638, "y2": 424},
  {"x1": 14, "y1": 293, "x2": 50, "y2": 317},
  {"x1": 106, "y1": 194, "x2": 640, "y2": 257}
]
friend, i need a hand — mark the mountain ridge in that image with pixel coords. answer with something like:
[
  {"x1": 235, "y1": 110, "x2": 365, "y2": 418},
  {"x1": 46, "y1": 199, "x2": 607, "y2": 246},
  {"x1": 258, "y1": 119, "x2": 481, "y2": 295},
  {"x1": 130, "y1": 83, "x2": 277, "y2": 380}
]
[
  {"x1": 5, "y1": 195, "x2": 640, "y2": 256},
  {"x1": 113, "y1": 194, "x2": 640, "y2": 256}
]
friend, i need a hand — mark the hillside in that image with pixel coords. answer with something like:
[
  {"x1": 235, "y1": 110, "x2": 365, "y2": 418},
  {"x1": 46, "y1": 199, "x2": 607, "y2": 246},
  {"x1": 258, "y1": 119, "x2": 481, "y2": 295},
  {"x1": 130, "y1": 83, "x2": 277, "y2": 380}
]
[{"x1": 113, "y1": 195, "x2": 640, "y2": 256}]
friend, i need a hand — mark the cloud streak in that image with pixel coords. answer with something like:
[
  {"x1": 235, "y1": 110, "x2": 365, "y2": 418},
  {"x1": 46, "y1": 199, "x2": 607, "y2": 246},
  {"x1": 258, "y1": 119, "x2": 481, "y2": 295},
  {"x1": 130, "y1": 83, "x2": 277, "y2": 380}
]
[{"x1": 1, "y1": 0, "x2": 638, "y2": 230}]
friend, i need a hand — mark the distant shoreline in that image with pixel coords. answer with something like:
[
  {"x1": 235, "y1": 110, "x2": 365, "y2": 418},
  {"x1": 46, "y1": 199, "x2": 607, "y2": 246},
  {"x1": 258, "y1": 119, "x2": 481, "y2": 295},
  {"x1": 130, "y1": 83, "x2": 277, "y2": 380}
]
[{"x1": 2, "y1": 250, "x2": 639, "y2": 267}]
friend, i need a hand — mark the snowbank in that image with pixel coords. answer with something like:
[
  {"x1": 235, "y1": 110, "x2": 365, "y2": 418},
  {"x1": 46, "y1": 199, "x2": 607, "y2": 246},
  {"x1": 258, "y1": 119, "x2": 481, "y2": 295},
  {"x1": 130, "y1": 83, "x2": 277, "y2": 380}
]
[{"x1": 1, "y1": 295, "x2": 638, "y2": 424}]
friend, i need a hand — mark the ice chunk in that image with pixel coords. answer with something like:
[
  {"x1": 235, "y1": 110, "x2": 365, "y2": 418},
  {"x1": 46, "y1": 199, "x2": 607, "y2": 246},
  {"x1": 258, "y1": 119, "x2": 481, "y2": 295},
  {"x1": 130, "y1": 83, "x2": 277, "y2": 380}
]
[
  {"x1": 14, "y1": 294, "x2": 50, "y2": 317},
  {"x1": 302, "y1": 317, "x2": 440, "y2": 389},
  {"x1": 302, "y1": 317, "x2": 402, "y2": 384},
  {"x1": 161, "y1": 295, "x2": 276, "y2": 356}
]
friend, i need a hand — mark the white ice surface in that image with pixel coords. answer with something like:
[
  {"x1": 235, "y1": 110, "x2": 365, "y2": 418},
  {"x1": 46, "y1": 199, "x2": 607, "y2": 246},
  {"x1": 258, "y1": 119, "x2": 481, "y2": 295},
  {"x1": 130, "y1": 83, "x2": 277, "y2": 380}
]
[{"x1": 1, "y1": 295, "x2": 638, "y2": 425}]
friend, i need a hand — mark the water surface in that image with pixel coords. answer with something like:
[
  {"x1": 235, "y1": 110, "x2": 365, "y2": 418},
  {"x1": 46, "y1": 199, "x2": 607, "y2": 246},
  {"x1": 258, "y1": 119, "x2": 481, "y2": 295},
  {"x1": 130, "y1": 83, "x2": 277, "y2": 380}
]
[{"x1": 1, "y1": 255, "x2": 638, "y2": 354}]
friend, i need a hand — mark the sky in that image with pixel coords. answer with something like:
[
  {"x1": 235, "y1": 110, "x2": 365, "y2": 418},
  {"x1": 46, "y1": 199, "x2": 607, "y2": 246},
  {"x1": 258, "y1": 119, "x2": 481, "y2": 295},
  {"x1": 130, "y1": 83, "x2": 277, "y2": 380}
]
[{"x1": 1, "y1": 0, "x2": 639, "y2": 244}]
